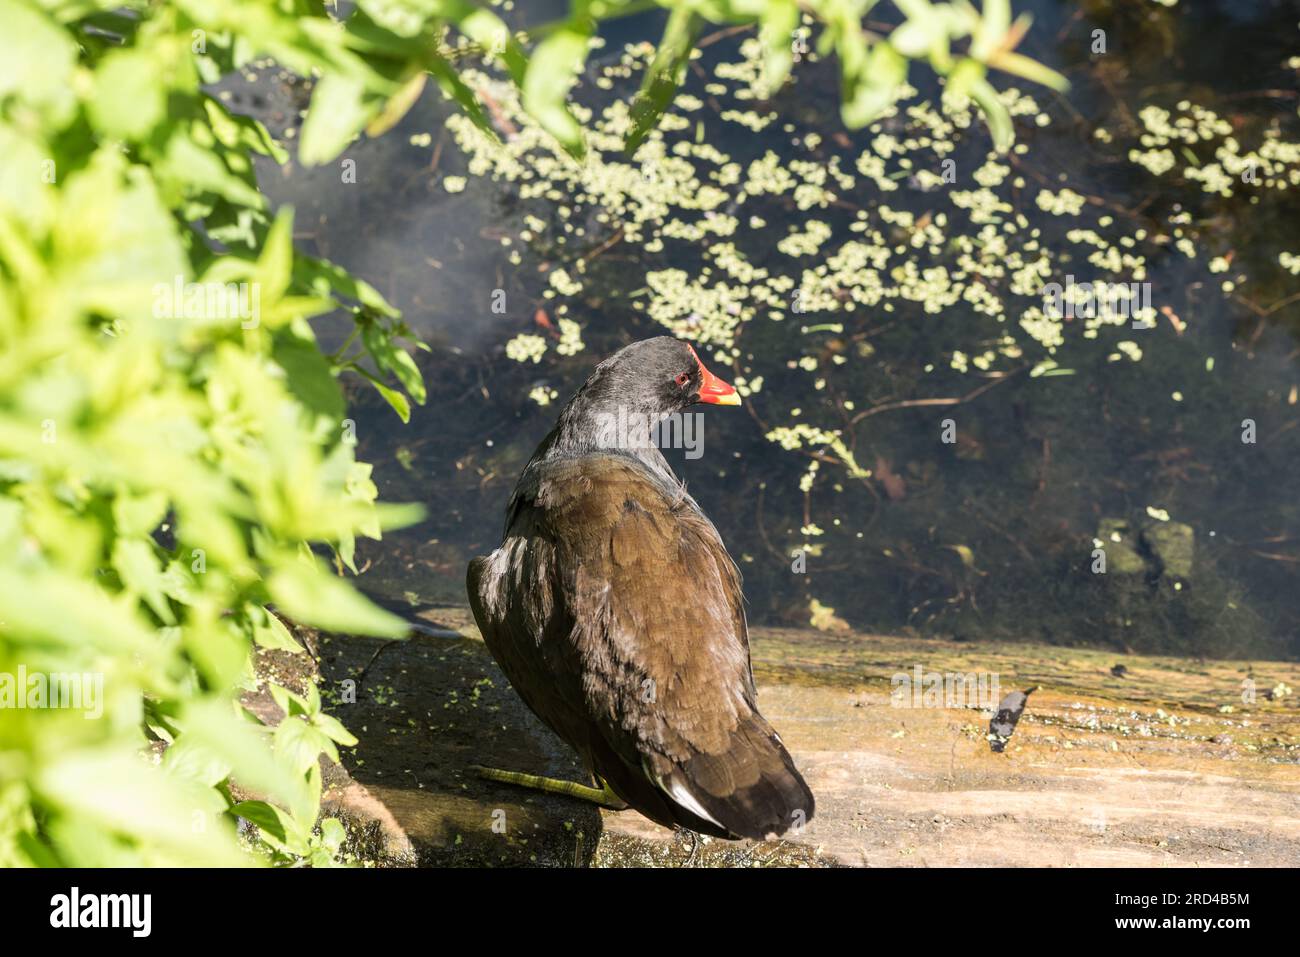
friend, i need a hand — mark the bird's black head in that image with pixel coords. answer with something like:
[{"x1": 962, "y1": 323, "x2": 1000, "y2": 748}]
[
  {"x1": 531, "y1": 337, "x2": 741, "y2": 481},
  {"x1": 574, "y1": 336, "x2": 740, "y2": 415}
]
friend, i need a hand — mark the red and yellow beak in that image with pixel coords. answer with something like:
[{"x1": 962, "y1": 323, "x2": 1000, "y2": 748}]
[{"x1": 688, "y1": 344, "x2": 741, "y2": 406}]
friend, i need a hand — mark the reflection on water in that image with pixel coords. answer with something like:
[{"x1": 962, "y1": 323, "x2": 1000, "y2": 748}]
[{"x1": 234, "y1": 0, "x2": 1300, "y2": 658}]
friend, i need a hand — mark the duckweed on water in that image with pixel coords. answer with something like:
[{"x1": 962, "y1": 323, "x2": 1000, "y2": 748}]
[
  {"x1": 363, "y1": 17, "x2": 1300, "y2": 654},
  {"x1": 439, "y1": 36, "x2": 1297, "y2": 390},
  {"x1": 454, "y1": 53, "x2": 1279, "y2": 369}
]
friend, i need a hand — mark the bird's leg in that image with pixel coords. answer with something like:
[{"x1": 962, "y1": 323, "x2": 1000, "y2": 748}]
[{"x1": 470, "y1": 765, "x2": 628, "y2": 810}]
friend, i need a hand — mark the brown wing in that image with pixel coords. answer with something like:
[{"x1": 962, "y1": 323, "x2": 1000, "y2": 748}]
[{"x1": 468, "y1": 455, "x2": 813, "y2": 839}]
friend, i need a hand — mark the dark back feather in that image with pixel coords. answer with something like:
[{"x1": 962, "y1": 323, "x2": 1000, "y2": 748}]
[{"x1": 468, "y1": 453, "x2": 814, "y2": 839}]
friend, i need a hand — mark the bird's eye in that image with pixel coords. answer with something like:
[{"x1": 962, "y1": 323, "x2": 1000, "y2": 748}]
[{"x1": 675, "y1": 372, "x2": 691, "y2": 387}]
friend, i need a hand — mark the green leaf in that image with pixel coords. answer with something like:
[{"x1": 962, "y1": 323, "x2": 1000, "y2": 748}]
[
  {"x1": 841, "y1": 43, "x2": 908, "y2": 128},
  {"x1": 180, "y1": 699, "x2": 305, "y2": 810},
  {"x1": 0, "y1": 125, "x2": 57, "y2": 234},
  {"x1": 971, "y1": 0, "x2": 1011, "y2": 60},
  {"x1": 758, "y1": 0, "x2": 801, "y2": 90},
  {"x1": 158, "y1": 131, "x2": 265, "y2": 208},
  {"x1": 300, "y1": 74, "x2": 376, "y2": 167},
  {"x1": 55, "y1": 149, "x2": 190, "y2": 321},
  {"x1": 274, "y1": 333, "x2": 346, "y2": 421},
  {"x1": 304, "y1": 680, "x2": 322, "y2": 715},
  {"x1": 230, "y1": 800, "x2": 287, "y2": 843},
  {"x1": 0, "y1": 499, "x2": 23, "y2": 554},
  {"x1": 366, "y1": 70, "x2": 427, "y2": 137},
  {"x1": 112, "y1": 490, "x2": 169, "y2": 538},
  {"x1": 945, "y1": 57, "x2": 985, "y2": 100},
  {"x1": 252, "y1": 608, "x2": 305, "y2": 653},
  {"x1": 968, "y1": 75, "x2": 1014, "y2": 151},
  {"x1": 268, "y1": 560, "x2": 410, "y2": 637},
  {"x1": 0, "y1": 0, "x2": 77, "y2": 122},
  {"x1": 162, "y1": 736, "x2": 231, "y2": 789},
  {"x1": 989, "y1": 50, "x2": 1069, "y2": 93},
  {"x1": 522, "y1": 24, "x2": 591, "y2": 158},
  {"x1": 112, "y1": 538, "x2": 175, "y2": 625},
  {"x1": 274, "y1": 716, "x2": 338, "y2": 775},
  {"x1": 356, "y1": 0, "x2": 439, "y2": 38},
  {"x1": 626, "y1": 8, "x2": 701, "y2": 153},
  {"x1": 256, "y1": 206, "x2": 295, "y2": 304},
  {"x1": 16, "y1": 833, "x2": 62, "y2": 868},
  {"x1": 450, "y1": 2, "x2": 529, "y2": 84},
  {"x1": 181, "y1": 618, "x2": 250, "y2": 691},
  {"x1": 426, "y1": 53, "x2": 496, "y2": 141},
  {"x1": 361, "y1": 371, "x2": 412, "y2": 422},
  {"x1": 297, "y1": 255, "x2": 401, "y2": 317},
  {"x1": 268, "y1": 682, "x2": 308, "y2": 718},
  {"x1": 319, "y1": 817, "x2": 346, "y2": 854},
  {"x1": 294, "y1": 762, "x2": 324, "y2": 832},
  {"x1": 90, "y1": 47, "x2": 166, "y2": 140},
  {"x1": 361, "y1": 321, "x2": 425, "y2": 404},
  {"x1": 313, "y1": 712, "x2": 358, "y2": 748},
  {"x1": 203, "y1": 97, "x2": 289, "y2": 163},
  {"x1": 36, "y1": 750, "x2": 245, "y2": 865}
]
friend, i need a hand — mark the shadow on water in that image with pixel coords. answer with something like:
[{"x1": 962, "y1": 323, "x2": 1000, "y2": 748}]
[{"x1": 229, "y1": 0, "x2": 1300, "y2": 662}]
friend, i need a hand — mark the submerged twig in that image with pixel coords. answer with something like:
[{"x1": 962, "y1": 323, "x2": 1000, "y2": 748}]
[{"x1": 848, "y1": 367, "x2": 1025, "y2": 426}]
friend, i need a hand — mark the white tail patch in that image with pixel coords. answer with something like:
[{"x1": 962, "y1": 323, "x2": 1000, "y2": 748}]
[
  {"x1": 666, "y1": 779, "x2": 724, "y2": 828},
  {"x1": 644, "y1": 760, "x2": 725, "y2": 829}
]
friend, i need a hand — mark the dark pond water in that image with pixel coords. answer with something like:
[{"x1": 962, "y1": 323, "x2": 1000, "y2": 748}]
[{"x1": 231, "y1": 0, "x2": 1300, "y2": 659}]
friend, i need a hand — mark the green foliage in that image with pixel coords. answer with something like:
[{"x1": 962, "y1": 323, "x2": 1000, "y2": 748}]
[
  {"x1": 0, "y1": 0, "x2": 429, "y2": 865},
  {"x1": 509, "y1": 0, "x2": 1067, "y2": 156},
  {"x1": 0, "y1": 0, "x2": 1058, "y2": 865}
]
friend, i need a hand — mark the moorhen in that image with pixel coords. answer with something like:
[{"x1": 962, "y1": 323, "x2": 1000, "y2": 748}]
[{"x1": 467, "y1": 337, "x2": 814, "y2": 839}]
